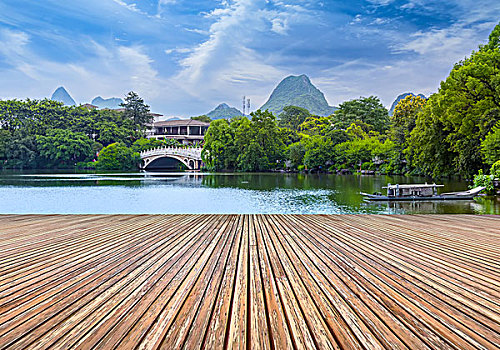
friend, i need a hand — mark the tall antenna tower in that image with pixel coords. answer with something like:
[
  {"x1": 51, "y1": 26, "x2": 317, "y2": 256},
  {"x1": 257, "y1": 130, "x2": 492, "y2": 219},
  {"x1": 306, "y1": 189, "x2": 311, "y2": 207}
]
[
  {"x1": 247, "y1": 98, "x2": 250, "y2": 115},
  {"x1": 242, "y1": 96, "x2": 246, "y2": 115}
]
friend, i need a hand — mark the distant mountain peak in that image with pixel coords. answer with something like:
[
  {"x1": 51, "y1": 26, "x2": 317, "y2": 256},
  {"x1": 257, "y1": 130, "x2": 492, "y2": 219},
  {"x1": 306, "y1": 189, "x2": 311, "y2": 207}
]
[
  {"x1": 206, "y1": 103, "x2": 242, "y2": 119},
  {"x1": 260, "y1": 74, "x2": 336, "y2": 116},
  {"x1": 51, "y1": 86, "x2": 76, "y2": 106},
  {"x1": 91, "y1": 96, "x2": 123, "y2": 109}
]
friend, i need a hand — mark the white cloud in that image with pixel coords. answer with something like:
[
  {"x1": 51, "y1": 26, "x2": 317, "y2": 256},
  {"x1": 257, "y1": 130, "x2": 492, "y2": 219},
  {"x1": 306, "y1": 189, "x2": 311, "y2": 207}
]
[
  {"x1": 366, "y1": 0, "x2": 395, "y2": 6},
  {"x1": 0, "y1": 29, "x2": 30, "y2": 62},
  {"x1": 371, "y1": 17, "x2": 389, "y2": 25},
  {"x1": 112, "y1": 0, "x2": 147, "y2": 15},
  {"x1": 0, "y1": 28, "x2": 163, "y2": 105},
  {"x1": 400, "y1": 1, "x2": 423, "y2": 10},
  {"x1": 168, "y1": 0, "x2": 314, "y2": 109},
  {"x1": 396, "y1": 20, "x2": 497, "y2": 64},
  {"x1": 118, "y1": 46, "x2": 160, "y2": 97},
  {"x1": 314, "y1": 58, "x2": 438, "y2": 108},
  {"x1": 184, "y1": 28, "x2": 210, "y2": 35},
  {"x1": 165, "y1": 48, "x2": 193, "y2": 55},
  {"x1": 350, "y1": 14, "x2": 362, "y2": 24},
  {"x1": 271, "y1": 17, "x2": 289, "y2": 34}
]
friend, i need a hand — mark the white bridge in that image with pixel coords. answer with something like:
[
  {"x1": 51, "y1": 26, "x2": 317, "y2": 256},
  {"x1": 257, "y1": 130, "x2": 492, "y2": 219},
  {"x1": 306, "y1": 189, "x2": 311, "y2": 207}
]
[{"x1": 140, "y1": 146, "x2": 203, "y2": 170}]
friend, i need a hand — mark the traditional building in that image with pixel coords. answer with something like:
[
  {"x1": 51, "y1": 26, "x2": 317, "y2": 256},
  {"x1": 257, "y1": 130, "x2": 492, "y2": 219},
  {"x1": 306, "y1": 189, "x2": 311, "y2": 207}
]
[{"x1": 147, "y1": 119, "x2": 210, "y2": 145}]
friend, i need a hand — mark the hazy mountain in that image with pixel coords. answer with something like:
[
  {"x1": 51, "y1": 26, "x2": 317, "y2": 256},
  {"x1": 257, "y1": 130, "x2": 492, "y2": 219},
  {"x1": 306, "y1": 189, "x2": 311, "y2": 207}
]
[
  {"x1": 206, "y1": 103, "x2": 243, "y2": 119},
  {"x1": 260, "y1": 74, "x2": 336, "y2": 116},
  {"x1": 167, "y1": 117, "x2": 181, "y2": 121},
  {"x1": 51, "y1": 86, "x2": 76, "y2": 106},
  {"x1": 91, "y1": 96, "x2": 123, "y2": 109},
  {"x1": 389, "y1": 92, "x2": 427, "y2": 116}
]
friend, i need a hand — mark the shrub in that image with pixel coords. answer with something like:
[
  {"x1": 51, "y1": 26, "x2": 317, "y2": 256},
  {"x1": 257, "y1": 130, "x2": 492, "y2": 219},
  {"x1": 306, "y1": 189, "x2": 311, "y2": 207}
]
[
  {"x1": 491, "y1": 160, "x2": 500, "y2": 178},
  {"x1": 95, "y1": 142, "x2": 140, "y2": 170},
  {"x1": 472, "y1": 169, "x2": 496, "y2": 194}
]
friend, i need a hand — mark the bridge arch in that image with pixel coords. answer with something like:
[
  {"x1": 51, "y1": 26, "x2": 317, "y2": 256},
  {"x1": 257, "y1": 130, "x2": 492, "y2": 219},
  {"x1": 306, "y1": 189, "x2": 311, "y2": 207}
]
[
  {"x1": 140, "y1": 147, "x2": 203, "y2": 170},
  {"x1": 143, "y1": 155, "x2": 190, "y2": 170}
]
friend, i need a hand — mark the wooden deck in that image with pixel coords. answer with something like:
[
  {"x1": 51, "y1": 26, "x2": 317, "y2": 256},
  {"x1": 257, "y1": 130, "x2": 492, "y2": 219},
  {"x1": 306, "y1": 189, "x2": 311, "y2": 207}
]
[{"x1": 0, "y1": 214, "x2": 499, "y2": 349}]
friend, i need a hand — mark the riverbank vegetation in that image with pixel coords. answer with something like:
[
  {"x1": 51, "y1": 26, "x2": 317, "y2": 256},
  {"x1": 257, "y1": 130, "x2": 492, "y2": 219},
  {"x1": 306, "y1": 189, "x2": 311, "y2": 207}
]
[
  {"x1": 1, "y1": 23, "x2": 499, "y2": 180},
  {"x1": 202, "y1": 22, "x2": 500, "y2": 181},
  {"x1": 0, "y1": 92, "x2": 163, "y2": 170}
]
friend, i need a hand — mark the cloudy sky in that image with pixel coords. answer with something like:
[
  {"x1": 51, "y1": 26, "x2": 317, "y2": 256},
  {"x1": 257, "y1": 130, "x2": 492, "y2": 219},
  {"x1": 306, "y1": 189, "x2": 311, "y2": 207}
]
[{"x1": 0, "y1": 0, "x2": 499, "y2": 117}]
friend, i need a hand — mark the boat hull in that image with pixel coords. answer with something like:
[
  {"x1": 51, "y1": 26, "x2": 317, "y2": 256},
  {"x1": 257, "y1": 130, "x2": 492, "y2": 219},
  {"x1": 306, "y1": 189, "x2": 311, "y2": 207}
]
[{"x1": 361, "y1": 193, "x2": 476, "y2": 201}]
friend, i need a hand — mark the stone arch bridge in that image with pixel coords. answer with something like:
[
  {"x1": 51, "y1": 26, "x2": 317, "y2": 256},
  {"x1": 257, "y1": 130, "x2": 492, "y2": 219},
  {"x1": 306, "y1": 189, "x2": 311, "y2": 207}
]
[{"x1": 140, "y1": 147, "x2": 203, "y2": 170}]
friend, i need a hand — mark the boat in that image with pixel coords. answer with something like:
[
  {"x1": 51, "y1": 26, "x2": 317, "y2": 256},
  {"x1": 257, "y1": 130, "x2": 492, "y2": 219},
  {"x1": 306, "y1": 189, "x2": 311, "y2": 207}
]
[{"x1": 360, "y1": 183, "x2": 485, "y2": 201}]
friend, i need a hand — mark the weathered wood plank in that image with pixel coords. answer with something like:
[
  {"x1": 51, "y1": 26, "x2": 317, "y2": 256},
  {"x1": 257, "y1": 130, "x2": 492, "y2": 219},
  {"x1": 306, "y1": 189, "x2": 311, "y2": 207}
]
[{"x1": 0, "y1": 214, "x2": 498, "y2": 350}]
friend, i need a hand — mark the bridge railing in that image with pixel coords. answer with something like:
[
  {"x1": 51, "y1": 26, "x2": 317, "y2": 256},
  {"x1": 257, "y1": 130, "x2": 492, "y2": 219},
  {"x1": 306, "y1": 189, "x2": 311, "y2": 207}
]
[{"x1": 140, "y1": 146, "x2": 203, "y2": 160}]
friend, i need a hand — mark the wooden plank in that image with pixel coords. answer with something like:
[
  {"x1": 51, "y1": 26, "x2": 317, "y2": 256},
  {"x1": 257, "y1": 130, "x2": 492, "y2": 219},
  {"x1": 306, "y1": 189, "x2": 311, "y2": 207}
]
[{"x1": 0, "y1": 214, "x2": 498, "y2": 350}]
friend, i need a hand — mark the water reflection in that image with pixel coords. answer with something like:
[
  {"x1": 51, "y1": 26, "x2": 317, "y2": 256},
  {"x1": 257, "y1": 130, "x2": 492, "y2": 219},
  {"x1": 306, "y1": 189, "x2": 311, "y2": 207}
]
[{"x1": 0, "y1": 171, "x2": 498, "y2": 214}]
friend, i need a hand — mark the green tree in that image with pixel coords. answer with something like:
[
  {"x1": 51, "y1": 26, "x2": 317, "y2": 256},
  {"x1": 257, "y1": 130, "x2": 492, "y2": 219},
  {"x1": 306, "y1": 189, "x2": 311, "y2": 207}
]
[
  {"x1": 287, "y1": 142, "x2": 306, "y2": 169},
  {"x1": 325, "y1": 129, "x2": 350, "y2": 145},
  {"x1": 278, "y1": 106, "x2": 311, "y2": 130},
  {"x1": 121, "y1": 91, "x2": 152, "y2": 132},
  {"x1": 4, "y1": 131, "x2": 38, "y2": 169},
  {"x1": 191, "y1": 115, "x2": 212, "y2": 123},
  {"x1": 201, "y1": 119, "x2": 235, "y2": 171},
  {"x1": 237, "y1": 140, "x2": 268, "y2": 172},
  {"x1": 36, "y1": 129, "x2": 94, "y2": 167},
  {"x1": 409, "y1": 22, "x2": 500, "y2": 177},
  {"x1": 303, "y1": 136, "x2": 335, "y2": 170},
  {"x1": 334, "y1": 135, "x2": 395, "y2": 171},
  {"x1": 491, "y1": 160, "x2": 500, "y2": 177},
  {"x1": 0, "y1": 130, "x2": 10, "y2": 164},
  {"x1": 94, "y1": 120, "x2": 126, "y2": 146},
  {"x1": 201, "y1": 110, "x2": 286, "y2": 172},
  {"x1": 131, "y1": 138, "x2": 164, "y2": 153},
  {"x1": 0, "y1": 97, "x2": 154, "y2": 169},
  {"x1": 390, "y1": 95, "x2": 427, "y2": 172},
  {"x1": 96, "y1": 142, "x2": 140, "y2": 170},
  {"x1": 248, "y1": 109, "x2": 286, "y2": 168},
  {"x1": 482, "y1": 121, "x2": 500, "y2": 165},
  {"x1": 332, "y1": 96, "x2": 389, "y2": 133},
  {"x1": 391, "y1": 95, "x2": 427, "y2": 147}
]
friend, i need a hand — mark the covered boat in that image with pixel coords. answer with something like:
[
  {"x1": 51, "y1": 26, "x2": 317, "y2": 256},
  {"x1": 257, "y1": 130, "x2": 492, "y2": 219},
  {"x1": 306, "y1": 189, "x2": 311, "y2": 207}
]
[{"x1": 361, "y1": 183, "x2": 485, "y2": 201}]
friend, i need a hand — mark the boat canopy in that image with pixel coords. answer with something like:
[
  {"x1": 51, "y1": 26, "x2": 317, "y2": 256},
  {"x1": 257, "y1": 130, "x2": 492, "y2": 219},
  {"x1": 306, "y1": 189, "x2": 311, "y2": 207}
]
[
  {"x1": 382, "y1": 183, "x2": 444, "y2": 189},
  {"x1": 383, "y1": 183, "x2": 444, "y2": 197}
]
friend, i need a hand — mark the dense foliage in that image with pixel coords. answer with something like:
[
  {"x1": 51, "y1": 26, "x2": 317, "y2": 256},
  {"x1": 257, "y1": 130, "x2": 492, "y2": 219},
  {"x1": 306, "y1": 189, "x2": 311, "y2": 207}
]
[
  {"x1": 96, "y1": 143, "x2": 140, "y2": 171},
  {"x1": 332, "y1": 96, "x2": 389, "y2": 133},
  {"x1": 408, "y1": 23, "x2": 500, "y2": 178},
  {"x1": 191, "y1": 115, "x2": 212, "y2": 123},
  {"x1": 2, "y1": 23, "x2": 499, "y2": 180},
  {"x1": 389, "y1": 95, "x2": 427, "y2": 173},
  {"x1": 202, "y1": 110, "x2": 286, "y2": 171},
  {"x1": 202, "y1": 23, "x2": 500, "y2": 179},
  {"x1": 278, "y1": 105, "x2": 311, "y2": 130},
  {"x1": 0, "y1": 92, "x2": 154, "y2": 170},
  {"x1": 481, "y1": 121, "x2": 500, "y2": 165}
]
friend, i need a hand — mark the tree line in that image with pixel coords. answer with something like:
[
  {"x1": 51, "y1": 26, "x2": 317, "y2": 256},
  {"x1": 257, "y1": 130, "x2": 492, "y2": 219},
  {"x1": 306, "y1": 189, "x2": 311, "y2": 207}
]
[
  {"x1": 1, "y1": 22, "x2": 499, "y2": 180},
  {"x1": 202, "y1": 22, "x2": 500, "y2": 181},
  {"x1": 0, "y1": 92, "x2": 170, "y2": 170}
]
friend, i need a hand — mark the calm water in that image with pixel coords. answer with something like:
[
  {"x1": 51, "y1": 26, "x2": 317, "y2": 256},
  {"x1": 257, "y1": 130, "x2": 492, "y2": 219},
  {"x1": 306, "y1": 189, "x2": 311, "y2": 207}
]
[{"x1": 0, "y1": 171, "x2": 498, "y2": 214}]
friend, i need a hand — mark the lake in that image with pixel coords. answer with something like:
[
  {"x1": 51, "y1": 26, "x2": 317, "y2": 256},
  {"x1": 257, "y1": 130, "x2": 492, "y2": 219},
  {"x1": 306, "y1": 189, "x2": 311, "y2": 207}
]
[{"x1": 0, "y1": 171, "x2": 498, "y2": 214}]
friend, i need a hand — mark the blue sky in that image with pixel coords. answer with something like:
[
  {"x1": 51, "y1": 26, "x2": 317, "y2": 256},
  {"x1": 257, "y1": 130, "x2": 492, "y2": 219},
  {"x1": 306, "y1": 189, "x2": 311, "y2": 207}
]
[{"x1": 0, "y1": 0, "x2": 499, "y2": 117}]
